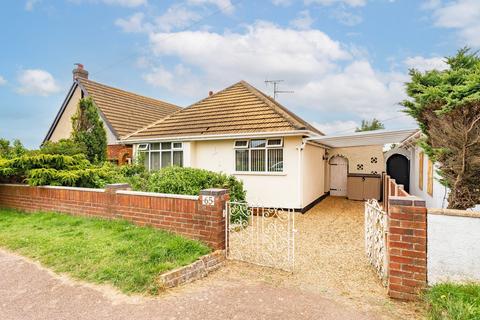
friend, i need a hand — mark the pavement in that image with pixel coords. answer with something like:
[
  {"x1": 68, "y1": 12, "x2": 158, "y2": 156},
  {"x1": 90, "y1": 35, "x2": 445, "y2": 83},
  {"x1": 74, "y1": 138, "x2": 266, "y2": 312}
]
[{"x1": 0, "y1": 249, "x2": 378, "y2": 320}]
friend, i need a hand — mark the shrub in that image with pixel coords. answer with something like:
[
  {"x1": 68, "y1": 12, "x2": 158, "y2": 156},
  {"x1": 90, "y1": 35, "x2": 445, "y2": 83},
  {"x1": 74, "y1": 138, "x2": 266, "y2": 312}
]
[
  {"x1": 143, "y1": 167, "x2": 246, "y2": 202},
  {"x1": 0, "y1": 154, "x2": 121, "y2": 187},
  {"x1": 39, "y1": 139, "x2": 87, "y2": 156}
]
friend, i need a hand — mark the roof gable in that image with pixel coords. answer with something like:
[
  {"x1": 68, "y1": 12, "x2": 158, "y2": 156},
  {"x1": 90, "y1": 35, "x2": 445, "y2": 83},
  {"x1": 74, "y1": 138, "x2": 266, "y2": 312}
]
[
  {"x1": 77, "y1": 78, "x2": 181, "y2": 138},
  {"x1": 124, "y1": 81, "x2": 322, "y2": 140}
]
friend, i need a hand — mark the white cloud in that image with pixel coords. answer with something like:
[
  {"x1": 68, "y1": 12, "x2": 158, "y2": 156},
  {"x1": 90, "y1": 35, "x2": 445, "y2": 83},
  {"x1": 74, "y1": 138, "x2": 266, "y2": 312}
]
[
  {"x1": 16, "y1": 69, "x2": 60, "y2": 96},
  {"x1": 0, "y1": 76, "x2": 6, "y2": 86},
  {"x1": 290, "y1": 10, "x2": 314, "y2": 30},
  {"x1": 272, "y1": 0, "x2": 292, "y2": 6},
  {"x1": 305, "y1": 0, "x2": 367, "y2": 7},
  {"x1": 102, "y1": 0, "x2": 146, "y2": 6},
  {"x1": 142, "y1": 21, "x2": 415, "y2": 130},
  {"x1": 116, "y1": 6, "x2": 201, "y2": 34},
  {"x1": 187, "y1": 0, "x2": 234, "y2": 14},
  {"x1": 427, "y1": 0, "x2": 480, "y2": 47},
  {"x1": 148, "y1": 21, "x2": 350, "y2": 84},
  {"x1": 25, "y1": 0, "x2": 40, "y2": 11},
  {"x1": 331, "y1": 8, "x2": 363, "y2": 26},
  {"x1": 69, "y1": 0, "x2": 146, "y2": 7},
  {"x1": 313, "y1": 120, "x2": 358, "y2": 134},
  {"x1": 404, "y1": 56, "x2": 448, "y2": 72},
  {"x1": 155, "y1": 6, "x2": 200, "y2": 32},
  {"x1": 115, "y1": 12, "x2": 147, "y2": 33}
]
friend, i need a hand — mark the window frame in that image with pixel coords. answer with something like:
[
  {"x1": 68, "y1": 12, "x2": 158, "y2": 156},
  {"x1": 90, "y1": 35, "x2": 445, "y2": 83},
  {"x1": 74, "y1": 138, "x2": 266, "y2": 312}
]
[
  {"x1": 233, "y1": 138, "x2": 284, "y2": 173},
  {"x1": 138, "y1": 142, "x2": 184, "y2": 171}
]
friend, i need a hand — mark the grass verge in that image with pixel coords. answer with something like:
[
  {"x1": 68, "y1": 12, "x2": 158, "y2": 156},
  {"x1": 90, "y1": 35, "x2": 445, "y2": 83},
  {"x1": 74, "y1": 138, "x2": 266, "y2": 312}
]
[
  {"x1": 0, "y1": 209, "x2": 210, "y2": 294},
  {"x1": 425, "y1": 282, "x2": 480, "y2": 320}
]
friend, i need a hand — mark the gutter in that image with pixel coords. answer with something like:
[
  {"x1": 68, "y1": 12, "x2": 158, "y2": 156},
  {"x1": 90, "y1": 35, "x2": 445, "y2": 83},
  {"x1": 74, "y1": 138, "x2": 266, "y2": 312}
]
[{"x1": 297, "y1": 139, "x2": 307, "y2": 209}]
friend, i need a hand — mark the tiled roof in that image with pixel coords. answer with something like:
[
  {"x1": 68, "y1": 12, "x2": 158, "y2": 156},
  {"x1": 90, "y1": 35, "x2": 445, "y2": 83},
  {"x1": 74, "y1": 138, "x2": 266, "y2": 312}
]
[
  {"x1": 125, "y1": 81, "x2": 322, "y2": 140},
  {"x1": 77, "y1": 78, "x2": 181, "y2": 138}
]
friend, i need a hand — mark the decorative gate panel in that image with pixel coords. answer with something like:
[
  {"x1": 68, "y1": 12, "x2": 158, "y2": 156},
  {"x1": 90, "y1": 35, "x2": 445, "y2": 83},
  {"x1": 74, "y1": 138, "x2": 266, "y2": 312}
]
[
  {"x1": 365, "y1": 199, "x2": 388, "y2": 286},
  {"x1": 225, "y1": 201, "x2": 295, "y2": 272}
]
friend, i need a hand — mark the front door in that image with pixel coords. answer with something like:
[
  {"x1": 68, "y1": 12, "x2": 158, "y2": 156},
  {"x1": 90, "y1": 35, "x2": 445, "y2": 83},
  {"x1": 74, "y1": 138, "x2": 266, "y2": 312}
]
[
  {"x1": 387, "y1": 154, "x2": 410, "y2": 193},
  {"x1": 330, "y1": 156, "x2": 348, "y2": 196}
]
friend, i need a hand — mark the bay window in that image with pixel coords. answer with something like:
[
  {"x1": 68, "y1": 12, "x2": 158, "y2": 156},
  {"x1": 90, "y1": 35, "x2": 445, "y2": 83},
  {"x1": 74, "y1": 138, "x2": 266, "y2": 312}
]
[
  {"x1": 137, "y1": 142, "x2": 183, "y2": 171},
  {"x1": 234, "y1": 138, "x2": 284, "y2": 172}
]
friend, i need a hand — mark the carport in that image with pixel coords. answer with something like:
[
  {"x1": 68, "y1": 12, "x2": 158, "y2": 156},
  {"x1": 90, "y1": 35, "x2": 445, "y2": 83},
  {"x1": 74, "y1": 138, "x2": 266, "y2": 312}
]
[{"x1": 307, "y1": 128, "x2": 418, "y2": 200}]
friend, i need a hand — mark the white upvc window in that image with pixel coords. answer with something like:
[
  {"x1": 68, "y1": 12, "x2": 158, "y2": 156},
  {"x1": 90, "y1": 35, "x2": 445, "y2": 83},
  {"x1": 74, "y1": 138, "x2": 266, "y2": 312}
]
[
  {"x1": 138, "y1": 142, "x2": 183, "y2": 171},
  {"x1": 234, "y1": 138, "x2": 284, "y2": 173}
]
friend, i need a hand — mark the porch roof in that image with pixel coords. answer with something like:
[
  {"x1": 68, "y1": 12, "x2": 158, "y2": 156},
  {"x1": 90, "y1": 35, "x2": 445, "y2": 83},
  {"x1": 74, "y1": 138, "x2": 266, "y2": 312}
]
[{"x1": 307, "y1": 128, "x2": 419, "y2": 148}]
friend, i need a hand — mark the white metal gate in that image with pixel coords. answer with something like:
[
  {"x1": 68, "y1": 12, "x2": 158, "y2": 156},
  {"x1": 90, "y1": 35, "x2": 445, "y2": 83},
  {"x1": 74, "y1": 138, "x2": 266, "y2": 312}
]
[
  {"x1": 365, "y1": 199, "x2": 388, "y2": 286},
  {"x1": 225, "y1": 201, "x2": 295, "y2": 272}
]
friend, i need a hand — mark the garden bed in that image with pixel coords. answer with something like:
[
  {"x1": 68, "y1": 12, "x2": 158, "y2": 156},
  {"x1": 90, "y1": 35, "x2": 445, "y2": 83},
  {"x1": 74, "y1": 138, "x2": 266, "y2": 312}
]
[{"x1": 0, "y1": 208, "x2": 210, "y2": 294}]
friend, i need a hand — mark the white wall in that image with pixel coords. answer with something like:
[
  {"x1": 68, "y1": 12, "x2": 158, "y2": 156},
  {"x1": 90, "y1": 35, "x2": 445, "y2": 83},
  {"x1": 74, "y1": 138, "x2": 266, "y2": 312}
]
[
  {"x1": 49, "y1": 85, "x2": 117, "y2": 145},
  {"x1": 302, "y1": 142, "x2": 326, "y2": 207},
  {"x1": 192, "y1": 136, "x2": 303, "y2": 208},
  {"x1": 428, "y1": 212, "x2": 480, "y2": 284},
  {"x1": 329, "y1": 145, "x2": 385, "y2": 175}
]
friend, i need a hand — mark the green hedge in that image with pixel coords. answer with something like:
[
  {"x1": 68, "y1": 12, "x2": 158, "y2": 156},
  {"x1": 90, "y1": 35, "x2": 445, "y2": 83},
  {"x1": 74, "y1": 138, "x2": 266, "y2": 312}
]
[
  {"x1": 130, "y1": 166, "x2": 246, "y2": 202},
  {"x1": 0, "y1": 155, "x2": 246, "y2": 201}
]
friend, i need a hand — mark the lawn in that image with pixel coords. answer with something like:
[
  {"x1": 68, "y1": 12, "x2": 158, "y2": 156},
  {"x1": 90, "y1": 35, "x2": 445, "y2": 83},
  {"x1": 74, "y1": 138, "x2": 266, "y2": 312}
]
[
  {"x1": 425, "y1": 283, "x2": 480, "y2": 320},
  {"x1": 0, "y1": 209, "x2": 210, "y2": 294}
]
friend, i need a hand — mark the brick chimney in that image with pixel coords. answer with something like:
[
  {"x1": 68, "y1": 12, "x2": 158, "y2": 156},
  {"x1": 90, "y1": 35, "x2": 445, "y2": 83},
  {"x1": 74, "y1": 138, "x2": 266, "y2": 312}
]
[{"x1": 72, "y1": 63, "x2": 88, "y2": 80}]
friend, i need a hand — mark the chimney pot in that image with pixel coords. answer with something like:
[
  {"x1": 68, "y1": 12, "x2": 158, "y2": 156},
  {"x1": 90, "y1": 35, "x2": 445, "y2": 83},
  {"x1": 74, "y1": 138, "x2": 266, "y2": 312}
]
[
  {"x1": 209, "y1": 91, "x2": 213, "y2": 96},
  {"x1": 73, "y1": 63, "x2": 89, "y2": 80}
]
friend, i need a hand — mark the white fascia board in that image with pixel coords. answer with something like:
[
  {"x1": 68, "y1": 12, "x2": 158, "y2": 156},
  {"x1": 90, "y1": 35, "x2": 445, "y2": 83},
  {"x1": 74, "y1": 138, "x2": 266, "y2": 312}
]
[{"x1": 119, "y1": 130, "x2": 315, "y2": 144}]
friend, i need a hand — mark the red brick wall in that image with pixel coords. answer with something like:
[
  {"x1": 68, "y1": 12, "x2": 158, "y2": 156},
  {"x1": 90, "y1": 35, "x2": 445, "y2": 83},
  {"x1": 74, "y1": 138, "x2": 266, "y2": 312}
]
[
  {"x1": 387, "y1": 196, "x2": 427, "y2": 300},
  {"x1": 0, "y1": 184, "x2": 227, "y2": 249},
  {"x1": 107, "y1": 145, "x2": 133, "y2": 165}
]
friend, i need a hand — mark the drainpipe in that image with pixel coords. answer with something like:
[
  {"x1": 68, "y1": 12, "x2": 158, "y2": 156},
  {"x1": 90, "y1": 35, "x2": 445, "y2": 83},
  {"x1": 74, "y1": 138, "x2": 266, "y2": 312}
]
[{"x1": 297, "y1": 139, "x2": 307, "y2": 210}]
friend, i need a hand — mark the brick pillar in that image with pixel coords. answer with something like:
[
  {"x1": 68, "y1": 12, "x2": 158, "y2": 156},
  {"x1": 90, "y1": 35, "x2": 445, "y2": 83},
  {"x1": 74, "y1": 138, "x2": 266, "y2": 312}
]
[
  {"x1": 105, "y1": 183, "x2": 131, "y2": 218},
  {"x1": 387, "y1": 196, "x2": 427, "y2": 300},
  {"x1": 198, "y1": 188, "x2": 229, "y2": 250}
]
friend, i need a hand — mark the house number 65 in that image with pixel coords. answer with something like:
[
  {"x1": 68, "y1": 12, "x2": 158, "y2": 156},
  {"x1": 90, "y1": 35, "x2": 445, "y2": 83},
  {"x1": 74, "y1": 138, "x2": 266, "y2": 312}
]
[{"x1": 202, "y1": 195, "x2": 215, "y2": 206}]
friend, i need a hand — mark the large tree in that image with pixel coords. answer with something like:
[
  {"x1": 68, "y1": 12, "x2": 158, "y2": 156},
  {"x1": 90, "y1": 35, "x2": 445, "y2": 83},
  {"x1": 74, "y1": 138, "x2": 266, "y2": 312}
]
[
  {"x1": 355, "y1": 118, "x2": 385, "y2": 132},
  {"x1": 402, "y1": 48, "x2": 480, "y2": 209},
  {"x1": 71, "y1": 98, "x2": 107, "y2": 164}
]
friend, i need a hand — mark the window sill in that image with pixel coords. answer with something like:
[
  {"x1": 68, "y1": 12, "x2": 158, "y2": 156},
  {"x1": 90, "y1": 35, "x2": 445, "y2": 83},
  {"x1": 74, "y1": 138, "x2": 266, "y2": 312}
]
[{"x1": 233, "y1": 171, "x2": 286, "y2": 176}]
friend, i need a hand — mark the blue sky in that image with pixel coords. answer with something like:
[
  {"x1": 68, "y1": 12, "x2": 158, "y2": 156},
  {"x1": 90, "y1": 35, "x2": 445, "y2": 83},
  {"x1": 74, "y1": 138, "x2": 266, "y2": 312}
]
[{"x1": 0, "y1": 0, "x2": 478, "y2": 148}]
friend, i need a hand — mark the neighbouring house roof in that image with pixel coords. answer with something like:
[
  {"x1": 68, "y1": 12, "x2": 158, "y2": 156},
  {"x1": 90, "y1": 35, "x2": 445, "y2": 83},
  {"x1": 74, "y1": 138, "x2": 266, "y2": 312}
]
[
  {"x1": 123, "y1": 81, "x2": 322, "y2": 142},
  {"x1": 44, "y1": 79, "x2": 181, "y2": 143},
  {"x1": 399, "y1": 130, "x2": 422, "y2": 149},
  {"x1": 308, "y1": 128, "x2": 419, "y2": 148}
]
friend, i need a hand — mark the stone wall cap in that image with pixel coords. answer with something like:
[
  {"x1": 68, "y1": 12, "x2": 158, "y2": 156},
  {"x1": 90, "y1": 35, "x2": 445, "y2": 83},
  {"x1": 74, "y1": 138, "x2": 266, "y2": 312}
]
[
  {"x1": 199, "y1": 188, "x2": 229, "y2": 196},
  {"x1": 428, "y1": 208, "x2": 480, "y2": 218}
]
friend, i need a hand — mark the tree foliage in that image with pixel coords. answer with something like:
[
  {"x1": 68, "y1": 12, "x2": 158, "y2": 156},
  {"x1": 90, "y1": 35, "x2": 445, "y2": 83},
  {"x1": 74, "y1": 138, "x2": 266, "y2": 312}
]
[
  {"x1": 402, "y1": 48, "x2": 480, "y2": 209},
  {"x1": 0, "y1": 139, "x2": 28, "y2": 159},
  {"x1": 71, "y1": 98, "x2": 107, "y2": 164},
  {"x1": 355, "y1": 118, "x2": 385, "y2": 132}
]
